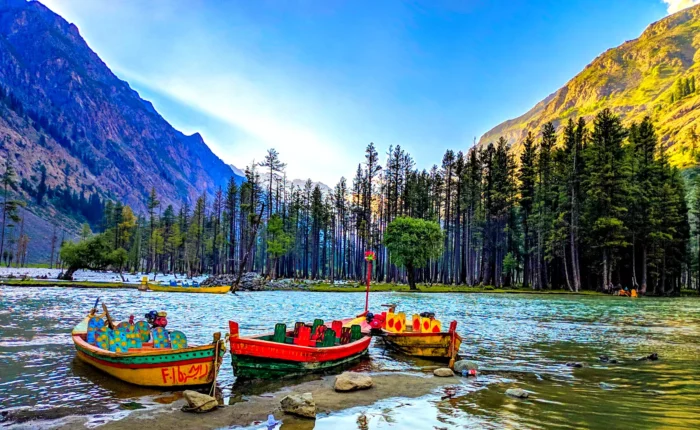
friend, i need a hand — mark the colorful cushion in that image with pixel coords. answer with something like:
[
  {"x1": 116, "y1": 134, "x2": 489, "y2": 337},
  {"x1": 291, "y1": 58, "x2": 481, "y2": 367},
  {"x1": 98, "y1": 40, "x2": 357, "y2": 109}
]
[
  {"x1": 87, "y1": 316, "x2": 105, "y2": 345},
  {"x1": 110, "y1": 327, "x2": 129, "y2": 353},
  {"x1": 96, "y1": 325, "x2": 112, "y2": 350},
  {"x1": 170, "y1": 331, "x2": 188, "y2": 349},
  {"x1": 116, "y1": 322, "x2": 134, "y2": 333},
  {"x1": 135, "y1": 321, "x2": 151, "y2": 342},
  {"x1": 152, "y1": 327, "x2": 171, "y2": 348},
  {"x1": 126, "y1": 332, "x2": 143, "y2": 349}
]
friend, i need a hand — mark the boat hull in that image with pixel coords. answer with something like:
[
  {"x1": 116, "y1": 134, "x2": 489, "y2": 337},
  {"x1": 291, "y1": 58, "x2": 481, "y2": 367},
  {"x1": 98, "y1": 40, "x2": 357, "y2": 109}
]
[
  {"x1": 380, "y1": 331, "x2": 462, "y2": 362},
  {"x1": 72, "y1": 322, "x2": 225, "y2": 387},
  {"x1": 147, "y1": 284, "x2": 230, "y2": 294},
  {"x1": 228, "y1": 321, "x2": 371, "y2": 380}
]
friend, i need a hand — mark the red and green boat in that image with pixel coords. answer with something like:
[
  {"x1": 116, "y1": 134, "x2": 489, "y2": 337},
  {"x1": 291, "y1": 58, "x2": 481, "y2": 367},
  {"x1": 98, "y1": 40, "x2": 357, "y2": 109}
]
[{"x1": 228, "y1": 319, "x2": 371, "y2": 380}]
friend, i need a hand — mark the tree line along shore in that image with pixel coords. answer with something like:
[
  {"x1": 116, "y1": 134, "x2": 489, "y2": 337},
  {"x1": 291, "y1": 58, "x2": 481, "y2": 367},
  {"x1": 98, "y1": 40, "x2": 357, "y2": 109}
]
[{"x1": 3, "y1": 109, "x2": 700, "y2": 296}]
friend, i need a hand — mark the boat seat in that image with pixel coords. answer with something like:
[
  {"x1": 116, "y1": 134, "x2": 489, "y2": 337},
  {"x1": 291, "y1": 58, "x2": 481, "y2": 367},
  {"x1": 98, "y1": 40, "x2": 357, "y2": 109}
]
[
  {"x1": 110, "y1": 326, "x2": 129, "y2": 353},
  {"x1": 431, "y1": 319, "x2": 442, "y2": 333},
  {"x1": 293, "y1": 322, "x2": 305, "y2": 337},
  {"x1": 412, "y1": 314, "x2": 421, "y2": 332},
  {"x1": 87, "y1": 316, "x2": 105, "y2": 345},
  {"x1": 273, "y1": 323, "x2": 287, "y2": 343},
  {"x1": 135, "y1": 321, "x2": 151, "y2": 342},
  {"x1": 96, "y1": 325, "x2": 112, "y2": 350},
  {"x1": 312, "y1": 325, "x2": 326, "y2": 341},
  {"x1": 116, "y1": 321, "x2": 134, "y2": 333},
  {"x1": 193, "y1": 281, "x2": 199, "y2": 287},
  {"x1": 322, "y1": 329, "x2": 337, "y2": 347},
  {"x1": 294, "y1": 325, "x2": 311, "y2": 346},
  {"x1": 340, "y1": 327, "x2": 351, "y2": 345},
  {"x1": 311, "y1": 319, "x2": 324, "y2": 335},
  {"x1": 350, "y1": 325, "x2": 362, "y2": 342},
  {"x1": 126, "y1": 332, "x2": 143, "y2": 349},
  {"x1": 331, "y1": 321, "x2": 342, "y2": 338},
  {"x1": 152, "y1": 327, "x2": 171, "y2": 348},
  {"x1": 169, "y1": 281, "x2": 178, "y2": 286},
  {"x1": 170, "y1": 331, "x2": 188, "y2": 349}
]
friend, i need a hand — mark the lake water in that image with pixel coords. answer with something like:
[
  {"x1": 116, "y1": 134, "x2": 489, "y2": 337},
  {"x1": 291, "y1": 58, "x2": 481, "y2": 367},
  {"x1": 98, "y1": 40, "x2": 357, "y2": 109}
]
[{"x1": 1, "y1": 287, "x2": 699, "y2": 429}]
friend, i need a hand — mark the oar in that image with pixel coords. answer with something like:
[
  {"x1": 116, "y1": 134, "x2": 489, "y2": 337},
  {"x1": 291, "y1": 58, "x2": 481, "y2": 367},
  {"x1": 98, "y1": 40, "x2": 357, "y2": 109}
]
[
  {"x1": 92, "y1": 297, "x2": 100, "y2": 315},
  {"x1": 102, "y1": 302, "x2": 115, "y2": 329}
]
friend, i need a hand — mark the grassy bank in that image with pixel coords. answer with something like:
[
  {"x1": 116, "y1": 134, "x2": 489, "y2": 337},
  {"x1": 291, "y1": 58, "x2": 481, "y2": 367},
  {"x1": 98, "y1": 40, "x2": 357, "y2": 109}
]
[
  {"x1": 0, "y1": 279, "x2": 138, "y2": 289},
  {"x1": 309, "y1": 282, "x2": 605, "y2": 295}
]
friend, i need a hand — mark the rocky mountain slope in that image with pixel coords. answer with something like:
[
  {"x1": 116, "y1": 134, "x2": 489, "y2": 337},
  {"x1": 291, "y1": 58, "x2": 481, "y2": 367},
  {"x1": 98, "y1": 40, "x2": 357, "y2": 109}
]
[
  {"x1": 479, "y1": 4, "x2": 700, "y2": 168},
  {"x1": 0, "y1": 0, "x2": 242, "y2": 213}
]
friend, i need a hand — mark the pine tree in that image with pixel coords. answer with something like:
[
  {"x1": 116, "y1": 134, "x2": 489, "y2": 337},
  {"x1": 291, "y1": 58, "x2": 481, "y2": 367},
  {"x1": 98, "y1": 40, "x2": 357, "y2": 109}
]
[{"x1": 582, "y1": 108, "x2": 630, "y2": 290}]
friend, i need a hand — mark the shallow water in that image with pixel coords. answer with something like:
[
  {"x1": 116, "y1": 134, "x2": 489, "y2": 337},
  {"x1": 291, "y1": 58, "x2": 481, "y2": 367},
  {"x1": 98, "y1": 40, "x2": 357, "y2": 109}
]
[{"x1": 1, "y1": 287, "x2": 699, "y2": 429}]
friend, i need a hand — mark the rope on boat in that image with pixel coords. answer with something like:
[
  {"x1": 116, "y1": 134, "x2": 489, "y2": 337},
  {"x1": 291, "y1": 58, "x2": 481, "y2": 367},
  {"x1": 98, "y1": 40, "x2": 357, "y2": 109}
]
[{"x1": 207, "y1": 333, "x2": 228, "y2": 398}]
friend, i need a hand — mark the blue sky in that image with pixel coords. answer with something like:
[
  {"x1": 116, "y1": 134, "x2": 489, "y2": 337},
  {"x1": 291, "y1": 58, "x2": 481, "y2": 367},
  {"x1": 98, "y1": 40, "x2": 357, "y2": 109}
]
[{"x1": 41, "y1": 0, "x2": 694, "y2": 185}]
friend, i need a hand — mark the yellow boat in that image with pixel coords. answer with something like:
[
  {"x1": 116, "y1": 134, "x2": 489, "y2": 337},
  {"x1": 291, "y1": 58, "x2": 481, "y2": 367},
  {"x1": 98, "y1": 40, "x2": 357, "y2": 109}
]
[
  {"x1": 72, "y1": 304, "x2": 226, "y2": 387},
  {"x1": 378, "y1": 307, "x2": 462, "y2": 363},
  {"x1": 147, "y1": 284, "x2": 231, "y2": 294},
  {"x1": 379, "y1": 329, "x2": 462, "y2": 362}
]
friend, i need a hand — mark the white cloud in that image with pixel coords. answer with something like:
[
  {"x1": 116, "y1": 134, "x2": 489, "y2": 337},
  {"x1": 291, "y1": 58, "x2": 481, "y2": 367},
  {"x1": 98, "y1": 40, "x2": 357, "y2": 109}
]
[{"x1": 662, "y1": 0, "x2": 700, "y2": 13}]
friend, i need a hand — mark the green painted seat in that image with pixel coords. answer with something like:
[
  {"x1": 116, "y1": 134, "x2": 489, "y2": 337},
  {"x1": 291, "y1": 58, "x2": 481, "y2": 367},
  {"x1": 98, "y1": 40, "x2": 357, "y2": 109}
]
[
  {"x1": 322, "y1": 329, "x2": 337, "y2": 347},
  {"x1": 273, "y1": 323, "x2": 287, "y2": 343},
  {"x1": 350, "y1": 325, "x2": 363, "y2": 342},
  {"x1": 311, "y1": 319, "x2": 324, "y2": 335}
]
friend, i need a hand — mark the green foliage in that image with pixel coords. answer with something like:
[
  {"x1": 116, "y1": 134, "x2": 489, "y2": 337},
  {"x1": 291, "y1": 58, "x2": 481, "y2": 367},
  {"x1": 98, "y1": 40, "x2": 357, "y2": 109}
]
[
  {"x1": 266, "y1": 213, "x2": 293, "y2": 259},
  {"x1": 384, "y1": 216, "x2": 443, "y2": 289}
]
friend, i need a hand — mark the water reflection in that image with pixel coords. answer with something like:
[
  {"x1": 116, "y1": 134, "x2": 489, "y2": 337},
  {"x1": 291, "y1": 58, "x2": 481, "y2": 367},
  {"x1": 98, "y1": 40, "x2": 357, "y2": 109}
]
[{"x1": 1, "y1": 287, "x2": 699, "y2": 429}]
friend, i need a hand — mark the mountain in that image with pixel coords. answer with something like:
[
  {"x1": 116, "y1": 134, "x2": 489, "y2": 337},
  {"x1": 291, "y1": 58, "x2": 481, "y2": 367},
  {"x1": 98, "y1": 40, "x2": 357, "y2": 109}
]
[
  {"x1": 291, "y1": 179, "x2": 332, "y2": 194},
  {"x1": 0, "y1": 0, "x2": 242, "y2": 212},
  {"x1": 229, "y1": 164, "x2": 246, "y2": 178},
  {"x1": 479, "y1": 4, "x2": 700, "y2": 168},
  {"x1": 0, "y1": 0, "x2": 244, "y2": 261}
]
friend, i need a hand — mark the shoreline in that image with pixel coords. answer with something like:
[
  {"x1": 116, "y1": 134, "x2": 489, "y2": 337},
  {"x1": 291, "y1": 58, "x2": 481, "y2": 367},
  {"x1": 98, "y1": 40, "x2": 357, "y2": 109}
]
[
  {"x1": 0, "y1": 279, "x2": 605, "y2": 295},
  {"x1": 51, "y1": 372, "x2": 463, "y2": 429},
  {"x1": 2, "y1": 277, "x2": 696, "y2": 296}
]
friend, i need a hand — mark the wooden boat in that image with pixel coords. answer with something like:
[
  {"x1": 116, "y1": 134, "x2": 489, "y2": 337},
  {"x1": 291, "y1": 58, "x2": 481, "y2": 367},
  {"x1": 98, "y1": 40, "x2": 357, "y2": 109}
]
[
  {"x1": 147, "y1": 284, "x2": 231, "y2": 294},
  {"x1": 72, "y1": 304, "x2": 225, "y2": 387},
  {"x1": 376, "y1": 308, "x2": 462, "y2": 363},
  {"x1": 228, "y1": 319, "x2": 371, "y2": 380}
]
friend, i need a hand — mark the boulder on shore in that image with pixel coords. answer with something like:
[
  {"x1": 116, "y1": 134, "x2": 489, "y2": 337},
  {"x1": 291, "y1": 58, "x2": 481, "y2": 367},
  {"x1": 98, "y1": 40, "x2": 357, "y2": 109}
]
[
  {"x1": 433, "y1": 368, "x2": 455, "y2": 377},
  {"x1": 334, "y1": 372, "x2": 373, "y2": 392},
  {"x1": 182, "y1": 390, "x2": 218, "y2": 413},
  {"x1": 505, "y1": 388, "x2": 529, "y2": 399},
  {"x1": 280, "y1": 392, "x2": 316, "y2": 418},
  {"x1": 200, "y1": 272, "x2": 266, "y2": 291},
  {"x1": 453, "y1": 360, "x2": 479, "y2": 373}
]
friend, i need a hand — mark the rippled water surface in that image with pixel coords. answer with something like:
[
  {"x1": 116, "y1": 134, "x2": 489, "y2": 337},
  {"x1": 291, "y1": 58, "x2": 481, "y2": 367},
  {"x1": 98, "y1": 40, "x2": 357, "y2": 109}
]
[{"x1": 1, "y1": 287, "x2": 699, "y2": 429}]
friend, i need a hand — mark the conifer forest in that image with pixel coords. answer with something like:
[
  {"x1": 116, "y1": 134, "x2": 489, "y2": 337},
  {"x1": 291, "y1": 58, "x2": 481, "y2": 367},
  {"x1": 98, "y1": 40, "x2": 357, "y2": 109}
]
[{"x1": 54, "y1": 110, "x2": 697, "y2": 295}]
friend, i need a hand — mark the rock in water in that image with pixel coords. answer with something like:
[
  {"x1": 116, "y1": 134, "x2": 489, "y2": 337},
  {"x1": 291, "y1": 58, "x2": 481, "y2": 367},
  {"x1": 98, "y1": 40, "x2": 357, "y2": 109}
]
[
  {"x1": 182, "y1": 390, "x2": 218, "y2": 413},
  {"x1": 334, "y1": 372, "x2": 373, "y2": 392},
  {"x1": 280, "y1": 393, "x2": 316, "y2": 418},
  {"x1": 453, "y1": 360, "x2": 479, "y2": 373},
  {"x1": 566, "y1": 362, "x2": 583, "y2": 368},
  {"x1": 433, "y1": 368, "x2": 455, "y2": 377},
  {"x1": 505, "y1": 388, "x2": 529, "y2": 399}
]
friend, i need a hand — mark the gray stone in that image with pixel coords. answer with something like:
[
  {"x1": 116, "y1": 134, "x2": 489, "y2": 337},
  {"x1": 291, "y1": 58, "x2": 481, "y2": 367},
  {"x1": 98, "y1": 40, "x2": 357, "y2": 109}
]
[
  {"x1": 280, "y1": 392, "x2": 316, "y2": 418},
  {"x1": 182, "y1": 390, "x2": 218, "y2": 412},
  {"x1": 505, "y1": 388, "x2": 529, "y2": 398},
  {"x1": 453, "y1": 360, "x2": 479, "y2": 373},
  {"x1": 433, "y1": 368, "x2": 455, "y2": 377},
  {"x1": 334, "y1": 372, "x2": 373, "y2": 392}
]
